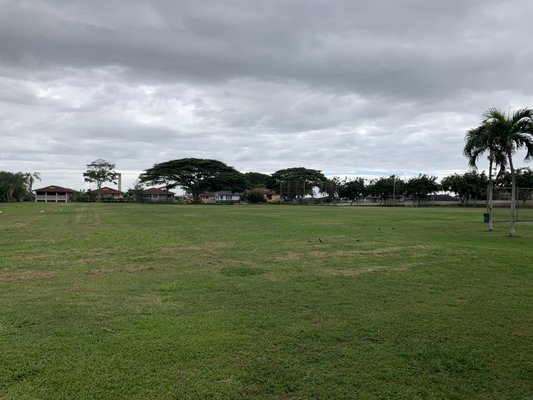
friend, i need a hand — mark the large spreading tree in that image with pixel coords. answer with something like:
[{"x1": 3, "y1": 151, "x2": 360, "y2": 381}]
[
  {"x1": 481, "y1": 108, "x2": 533, "y2": 236},
  {"x1": 243, "y1": 172, "x2": 270, "y2": 189},
  {"x1": 140, "y1": 158, "x2": 248, "y2": 203}
]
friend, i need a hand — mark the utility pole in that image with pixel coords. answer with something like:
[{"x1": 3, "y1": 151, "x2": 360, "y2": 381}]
[{"x1": 392, "y1": 175, "x2": 396, "y2": 206}]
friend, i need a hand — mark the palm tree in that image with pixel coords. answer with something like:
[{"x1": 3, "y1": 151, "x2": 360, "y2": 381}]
[
  {"x1": 482, "y1": 108, "x2": 533, "y2": 237},
  {"x1": 0, "y1": 172, "x2": 29, "y2": 202},
  {"x1": 25, "y1": 172, "x2": 41, "y2": 195},
  {"x1": 464, "y1": 124, "x2": 507, "y2": 231}
]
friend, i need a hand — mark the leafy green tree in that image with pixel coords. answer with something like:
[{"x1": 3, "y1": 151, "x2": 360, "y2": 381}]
[
  {"x1": 481, "y1": 108, "x2": 533, "y2": 236},
  {"x1": 83, "y1": 159, "x2": 118, "y2": 202},
  {"x1": 267, "y1": 167, "x2": 327, "y2": 202},
  {"x1": 441, "y1": 171, "x2": 487, "y2": 206},
  {"x1": 72, "y1": 189, "x2": 91, "y2": 202},
  {"x1": 338, "y1": 178, "x2": 367, "y2": 204},
  {"x1": 367, "y1": 176, "x2": 404, "y2": 205},
  {"x1": 496, "y1": 167, "x2": 533, "y2": 205},
  {"x1": 140, "y1": 158, "x2": 247, "y2": 204},
  {"x1": 404, "y1": 174, "x2": 440, "y2": 206},
  {"x1": 243, "y1": 190, "x2": 267, "y2": 203},
  {"x1": 319, "y1": 177, "x2": 341, "y2": 204},
  {"x1": 124, "y1": 181, "x2": 145, "y2": 203},
  {"x1": 243, "y1": 172, "x2": 270, "y2": 189},
  {"x1": 0, "y1": 171, "x2": 30, "y2": 202}
]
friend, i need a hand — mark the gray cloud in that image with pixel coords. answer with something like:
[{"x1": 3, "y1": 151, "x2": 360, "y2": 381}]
[{"x1": 1, "y1": 0, "x2": 533, "y2": 191}]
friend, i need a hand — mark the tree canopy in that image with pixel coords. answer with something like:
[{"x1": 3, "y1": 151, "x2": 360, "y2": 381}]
[
  {"x1": 266, "y1": 167, "x2": 327, "y2": 201},
  {"x1": 140, "y1": 158, "x2": 247, "y2": 203},
  {"x1": 441, "y1": 171, "x2": 487, "y2": 206},
  {"x1": 404, "y1": 174, "x2": 440, "y2": 206},
  {"x1": 83, "y1": 159, "x2": 118, "y2": 202},
  {"x1": 243, "y1": 172, "x2": 270, "y2": 189},
  {"x1": 0, "y1": 171, "x2": 31, "y2": 202},
  {"x1": 496, "y1": 167, "x2": 533, "y2": 204},
  {"x1": 338, "y1": 178, "x2": 367, "y2": 204},
  {"x1": 366, "y1": 176, "x2": 404, "y2": 205}
]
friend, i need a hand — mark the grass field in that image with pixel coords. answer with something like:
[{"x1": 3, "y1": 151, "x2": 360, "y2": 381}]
[{"x1": 1, "y1": 203, "x2": 532, "y2": 399}]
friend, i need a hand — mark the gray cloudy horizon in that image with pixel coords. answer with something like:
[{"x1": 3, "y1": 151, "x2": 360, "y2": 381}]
[{"x1": 1, "y1": 0, "x2": 533, "y2": 191}]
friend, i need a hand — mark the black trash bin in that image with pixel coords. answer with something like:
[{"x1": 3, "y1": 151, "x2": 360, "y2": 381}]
[{"x1": 483, "y1": 213, "x2": 490, "y2": 223}]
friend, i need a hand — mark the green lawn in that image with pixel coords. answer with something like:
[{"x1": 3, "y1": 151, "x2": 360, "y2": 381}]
[{"x1": 1, "y1": 203, "x2": 532, "y2": 399}]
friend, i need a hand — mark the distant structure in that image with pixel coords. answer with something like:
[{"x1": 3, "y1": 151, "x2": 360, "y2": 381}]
[
  {"x1": 214, "y1": 191, "x2": 243, "y2": 204},
  {"x1": 91, "y1": 186, "x2": 124, "y2": 200},
  {"x1": 34, "y1": 185, "x2": 77, "y2": 203},
  {"x1": 143, "y1": 187, "x2": 175, "y2": 202}
]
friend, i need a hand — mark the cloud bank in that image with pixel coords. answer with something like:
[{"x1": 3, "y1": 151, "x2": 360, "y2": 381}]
[{"x1": 1, "y1": 0, "x2": 533, "y2": 190}]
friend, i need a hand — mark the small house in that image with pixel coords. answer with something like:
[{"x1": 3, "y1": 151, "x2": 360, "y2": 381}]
[
  {"x1": 34, "y1": 185, "x2": 77, "y2": 202},
  {"x1": 91, "y1": 186, "x2": 124, "y2": 200},
  {"x1": 214, "y1": 191, "x2": 242, "y2": 204},
  {"x1": 143, "y1": 187, "x2": 175, "y2": 202}
]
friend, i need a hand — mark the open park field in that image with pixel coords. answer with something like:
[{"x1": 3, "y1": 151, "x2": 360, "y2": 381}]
[{"x1": 1, "y1": 203, "x2": 532, "y2": 399}]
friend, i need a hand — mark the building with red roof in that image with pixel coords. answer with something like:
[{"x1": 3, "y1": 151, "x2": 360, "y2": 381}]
[
  {"x1": 143, "y1": 187, "x2": 175, "y2": 202},
  {"x1": 34, "y1": 185, "x2": 77, "y2": 202}
]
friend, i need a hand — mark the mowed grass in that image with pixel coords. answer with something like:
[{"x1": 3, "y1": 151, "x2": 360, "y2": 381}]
[{"x1": 0, "y1": 203, "x2": 532, "y2": 399}]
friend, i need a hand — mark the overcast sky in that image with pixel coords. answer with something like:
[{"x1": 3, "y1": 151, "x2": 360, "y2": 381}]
[{"x1": 1, "y1": 0, "x2": 533, "y2": 191}]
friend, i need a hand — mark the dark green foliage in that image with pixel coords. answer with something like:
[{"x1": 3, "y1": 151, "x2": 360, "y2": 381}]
[
  {"x1": 71, "y1": 190, "x2": 91, "y2": 202},
  {"x1": 441, "y1": 171, "x2": 487, "y2": 205},
  {"x1": 124, "y1": 182, "x2": 145, "y2": 203},
  {"x1": 0, "y1": 171, "x2": 31, "y2": 202},
  {"x1": 318, "y1": 177, "x2": 341, "y2": 203},
  {"x1": 243, "y1": 190, "x2": 267, "y2": 203},
  {"x1": 366, "y1": 175, "x2": 404, "y2": 205},
  {"x1": 140, "y1": 158, "x2": 247, "y2": 203},
  {"x1": 338, "y1": 177, "x2": 367, "y2": 204},
  {"x1": 267, "y1": 167, "x2": 327, "y2": 201},
  {"x1": 404, "y1": 174, "x2": 440, "y2": 206},
  {"x1": 243, "y1": 172, "x2": 270, "y2": 189},
  {"x1": 496, "y1": 167, "x2": 533, "y2": 188},
  {"x1": 496, "y1": 167, "x2": 533, "y2": 204}
]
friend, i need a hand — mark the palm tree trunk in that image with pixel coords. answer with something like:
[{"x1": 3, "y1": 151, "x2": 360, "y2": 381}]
[
  {"x1": 509, "y1": 153, "x2": 517, "y2": 237},
  {"x1": 488, "y1": 158, "x2": 494, "y2": 231}
]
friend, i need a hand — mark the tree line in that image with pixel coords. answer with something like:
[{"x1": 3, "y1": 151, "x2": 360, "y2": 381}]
[
  {"x1": 0, "y1": 172, "x2": 40, "y2": 202},
  {"x1": 2, "y1": 106, "x2": 532, "y2": 238},
  {"x1": 137, "y1": 157, "x2": 533, "y2": 205}
]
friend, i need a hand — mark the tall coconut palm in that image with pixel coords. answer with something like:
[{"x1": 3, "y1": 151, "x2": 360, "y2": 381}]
[
  {"x1": 482, "y1": 108, "x2": 533, "y2": 237},
  {"x1": 464, "y1": 124, "x2": 507, "y2": 231}
]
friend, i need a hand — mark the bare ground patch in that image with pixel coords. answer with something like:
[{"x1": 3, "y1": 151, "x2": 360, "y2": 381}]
[
  {"x1": 320, "y1": 263, "x2": 417, "y2": 277},
  {"x1": 0, "y1": 270, "x2": 60, "y2": 283},
  {"x1": 87, "y1": 265, "x2": 156, "y2": 275},
  {"x1": 310, "y1": 244, "x2": 438, "y2": 258},
  {"x1": 159, "y1": 241, "x2": 234, "y2": 253}
]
